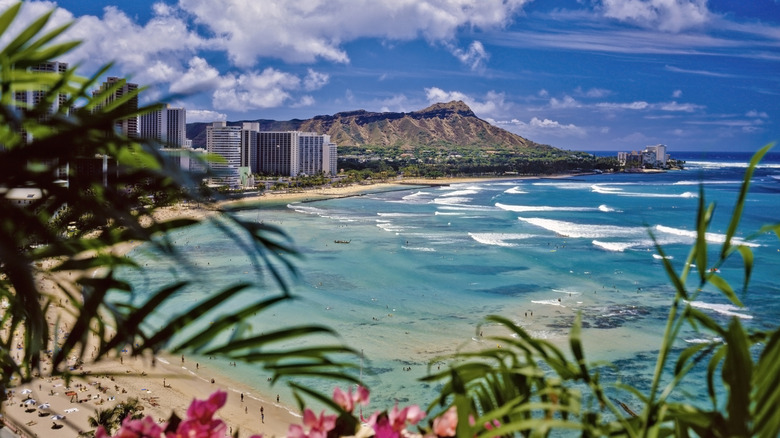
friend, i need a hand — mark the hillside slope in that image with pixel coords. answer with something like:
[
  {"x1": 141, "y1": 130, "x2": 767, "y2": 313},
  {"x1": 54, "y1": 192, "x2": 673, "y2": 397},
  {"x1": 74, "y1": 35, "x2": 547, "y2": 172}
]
[{"x1": 187, "y1": 101, "x2": 557, "y2": 155}]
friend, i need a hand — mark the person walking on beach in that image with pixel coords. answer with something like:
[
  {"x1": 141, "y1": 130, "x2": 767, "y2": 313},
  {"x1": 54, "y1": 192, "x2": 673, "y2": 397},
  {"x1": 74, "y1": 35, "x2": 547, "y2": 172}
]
[{"x1": 261, "y1": 406, "x2": 264, "y2": 423}]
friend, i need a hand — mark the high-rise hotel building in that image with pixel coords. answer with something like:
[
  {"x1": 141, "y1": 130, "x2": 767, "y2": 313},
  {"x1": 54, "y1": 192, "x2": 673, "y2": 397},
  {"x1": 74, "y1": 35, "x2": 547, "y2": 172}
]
[
  {"x1": 6, "y1": 61, "x2": 71, "y2": 181},
  {"x1": 92, "y1": 77, "x2": 138, "y2": 138},
  {"x1": 206, "y1": 121, "x2": 242, "y2": 187},
  {"x1": 140, "y1": 104, "x2": 187, "y2": 147},
  {"x1": 252, "y1": 131, "x2": 336, "y2": 177}
]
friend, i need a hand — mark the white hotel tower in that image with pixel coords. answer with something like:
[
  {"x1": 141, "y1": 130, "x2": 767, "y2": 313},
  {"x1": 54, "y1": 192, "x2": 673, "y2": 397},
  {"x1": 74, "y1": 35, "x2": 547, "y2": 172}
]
[
  {"x1": 206, "y1": 121, "x2": 242, "y2": 187},
  {"x1": 140, "y1": 104, "x2": 187, "y2": 147}
]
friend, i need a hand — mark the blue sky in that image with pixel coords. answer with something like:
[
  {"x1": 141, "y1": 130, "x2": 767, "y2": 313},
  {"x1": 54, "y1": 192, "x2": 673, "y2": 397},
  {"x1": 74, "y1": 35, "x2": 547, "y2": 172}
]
[{"x1": 1, "y1": 0, "x2": 778, "y2": 151}]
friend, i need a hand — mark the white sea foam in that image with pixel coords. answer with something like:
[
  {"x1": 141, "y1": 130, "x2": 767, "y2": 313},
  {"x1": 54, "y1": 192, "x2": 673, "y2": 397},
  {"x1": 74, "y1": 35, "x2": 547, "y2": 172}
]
[
  {"x1": 652, "y1": 254, "x2": 673, "y2": 260},
  {"x1": 672, "y1": 180, "x2": 741, "y2": 186},
  {"x1": 591, "y1": 184, "x2": 624, "y2": 194},
  {"x1": 437, "y1": 204, "x2": 499, "y2": 212},
  {"x1": 434, "y1": 211, "x2": 465, "y2": 216},
  {"x1": 376, "y1": 223, "x2": 412, "y2": 233},
  {"x1": 439, "y1": 189, "x2": 479, "y2": 197},
  {"x1": 403, "y1": 191, "x2": 432, "y2": 199},
  {"x1": 655, "y1": 225, "x2": 761, "y2": 247},
  {"x1": 532, "y1": 181, "x2": 593, "y2": 190},
  {"x1": 518, "y1": 217, "x2": 645, "y2": 239},
  {"x1": 404, "y1": 232, "x2": 465, "y2": 245},
  {"x1": 376, "y1": 212, "x2": 428, "y2": 217},
  {"x1": 592, "y1": 183, "x2": 698, "y2": 198},
  {"x1": 685, "y1": 160, "x2": 780, "y2": 170},
  {"x1": 592, "y1": 240, "x2": 636, "y2": 252},
  {"x1": 503, "y1": 186, "x2": 528, "y2": 194},
  {"x1": 684, "y1": 337, "x2": 723, "y2": 344},
  {"x1": 531, "y1": 299, "x2": 564, "y2": 307},
  {"x1": 432, "y1": 196, "x2": 472, "y2": 205},
  {"x1": 496, "y1": 203, "x2": 596, "y2": 212},
  {"x1": 686, "y1": 301, "x2": 753, "y2": 319},
  {"x1": 288, "y1": 204, "x2": 326, "y2": 215},
  {"x1": 402, "y1": 246, "x2": 436, "y2": 252},
  {"x1": 468, "y1": 232, "x2": 536, "y2": 247},
  {"x1": 598, "y1": 204, "x2": 615, "y2": 212}
]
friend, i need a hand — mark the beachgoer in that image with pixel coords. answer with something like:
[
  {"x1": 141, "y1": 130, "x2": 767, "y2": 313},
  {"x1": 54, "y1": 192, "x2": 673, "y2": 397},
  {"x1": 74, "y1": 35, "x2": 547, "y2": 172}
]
[
  {"x1": 276, "y1": 394, "x2": 279, "y2": 403},
  {"x1": 241, "y1": 393, "x2": 244, "y2": 402}
]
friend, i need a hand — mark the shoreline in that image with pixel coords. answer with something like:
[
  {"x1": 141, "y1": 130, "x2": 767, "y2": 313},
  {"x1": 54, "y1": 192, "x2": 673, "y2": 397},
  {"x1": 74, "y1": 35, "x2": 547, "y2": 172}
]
[
  {"x1": 220, "y1": 173, "x2": 590, "y2": 209},
  {"x1": 4, "y1": 173, "x2": 588, "y2": 438}
]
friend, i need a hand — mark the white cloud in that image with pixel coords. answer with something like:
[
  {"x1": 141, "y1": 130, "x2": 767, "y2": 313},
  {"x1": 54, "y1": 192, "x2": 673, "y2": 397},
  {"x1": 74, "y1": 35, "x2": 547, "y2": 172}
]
[
  {"x1": 178, "y1": 0, "x2": 531, "y2": 67},
  {"x1": 447, "y1": 40, "x2": 490, "y2": 71},
  {"x1": 660, "y1": 101, "x2": 704, "y2": 112},
  {"x1": 665, "y1": 65, "x2": 734, "y2": 78},
  {"x1": 596, "y1": 101, "x2": 650, "y2": 110},
  {"x1": 746, "y1": 110, "x2": 769, "y2": 118},
  {"x1": 292, "y1": 95, "x2": 316, "y2": 108},
  {"x1": 303, "y1": 69, "x2": 330, "y2": 91},
  {"x1": 600, "y1": 0, "x2": 710, "y2": 32},
  {"x1": 186, "y1": 109, "x2": 227, "y2": 123},
  {"x1": 65, "y1": 6, "x2": 205, "y2": 81},
  {"x1": 169, "y1": 57, "x2": 221, "y2": 94},
  {"x1": 424, "y1": 87, "x2": 510, "y2": 118},
  {"x1": 212, "y1": 68, "x2": 301, "y2": 111},
  {"x1": 493, "y1": 117, "x2": 587, "y2": 138},
  {"x1": 549, "y1": 95, "x2": 580, "y2": 109},
  {"x1": 575, "y1": 87, "x2": 611, "y2": 98},
  {"x1": 377, "y1": 94, "x2": 412, "y2": 113}
]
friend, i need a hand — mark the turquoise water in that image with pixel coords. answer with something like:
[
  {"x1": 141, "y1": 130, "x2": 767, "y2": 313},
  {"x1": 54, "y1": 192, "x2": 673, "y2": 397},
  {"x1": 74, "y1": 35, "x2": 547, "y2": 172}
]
[{"x1": 122, "y1": 153, "x2": 780, "y2": 415}]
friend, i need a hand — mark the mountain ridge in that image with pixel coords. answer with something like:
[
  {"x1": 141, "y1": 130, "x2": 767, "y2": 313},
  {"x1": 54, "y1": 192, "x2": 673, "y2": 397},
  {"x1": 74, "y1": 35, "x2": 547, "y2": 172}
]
[{"x1": 186, "y1": 101, "x2": 558, "y2": 155}]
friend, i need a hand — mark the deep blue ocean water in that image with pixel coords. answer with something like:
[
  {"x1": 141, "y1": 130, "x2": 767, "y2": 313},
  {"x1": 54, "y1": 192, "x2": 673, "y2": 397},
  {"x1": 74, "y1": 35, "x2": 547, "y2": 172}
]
[{"x1": 122, "y1": 151, "x2": 780, "y2": 417}]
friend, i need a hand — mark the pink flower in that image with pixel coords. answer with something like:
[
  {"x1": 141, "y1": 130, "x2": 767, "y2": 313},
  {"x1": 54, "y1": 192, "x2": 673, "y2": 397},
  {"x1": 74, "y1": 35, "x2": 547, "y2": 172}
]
[
  {"x1": 432, "y1": 407, "x2": 457, "y2": 437},
  {"x1": 166, "y1": 391, "x2": 227, "y2": 438},
  {"x1": 96, "y1": 391, "x2": 263, "y2": 438},
  {"x1": 333, "y1": 386, "x2": 370, "y2": 413},
  {"x1": 484, "y1": 418, "x2": 501, "y2": 431},
  {"x1": 96, "y1": 416, "x2": 164, "y2": 438},
  {"x1": 287, "y1": 408, "x2": 337, "y2": 438},
  {"x1": 368, "y1": 404, "x2": 426, "y2": 438}
]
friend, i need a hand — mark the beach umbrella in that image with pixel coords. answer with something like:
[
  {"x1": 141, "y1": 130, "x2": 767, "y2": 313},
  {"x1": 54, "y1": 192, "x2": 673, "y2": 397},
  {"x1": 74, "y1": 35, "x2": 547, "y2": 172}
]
[
  {"x1": 23, "y1": 399, "x2": 36, "y2": 405},
  {"x1": 50, "y1": 415, "x2": 65, "y2": 421},
  {"x1": 38, "y1": 403, "x2": 50, "y2": 410},
  {"x1": 20, "y1": 389, "x2": 32, "y2": 394}
]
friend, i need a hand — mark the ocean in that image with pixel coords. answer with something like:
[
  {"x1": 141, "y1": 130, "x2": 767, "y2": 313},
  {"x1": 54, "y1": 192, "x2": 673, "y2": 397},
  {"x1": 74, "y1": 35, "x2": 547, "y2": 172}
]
[{"x1": 122, "y1": 150, "x2": 780, "y2": 418}]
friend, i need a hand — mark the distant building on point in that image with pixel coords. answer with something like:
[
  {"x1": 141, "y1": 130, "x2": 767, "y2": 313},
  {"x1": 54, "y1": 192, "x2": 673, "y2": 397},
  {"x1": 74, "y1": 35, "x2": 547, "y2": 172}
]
[{"x1": 617, "y1": 144, "x2": 670, "y2": 169}]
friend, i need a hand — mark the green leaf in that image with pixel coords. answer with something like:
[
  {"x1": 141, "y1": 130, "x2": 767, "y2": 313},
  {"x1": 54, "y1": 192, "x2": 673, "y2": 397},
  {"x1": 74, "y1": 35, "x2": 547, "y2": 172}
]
[
  {"x1": 569, "y1": 312, "x2": 589, "y2": 381},
  {"x1": 735, "y1": 245, "x2": 754, "y2": 292},
  {"x1": 1, "y1": 9, "x2": 53, "y2": 58},
  {"x1": 721, "y1": 143, "x2": 774, "y2": 259},
  {"x1": 722, "y1": 318, "x2": 751, "y2": 436},
  {"x1": 708, "y1": 274, "x2": 743, "y2": 307},
  {"x1": 752, "y1": 328, "x2": 780, "y2": 438},
  {"x1": 0, "y1": 3, "x2": 20, "y2": 39},
  {"x1": 695, "y1": 192, "x2": 714, "y2": 284}
]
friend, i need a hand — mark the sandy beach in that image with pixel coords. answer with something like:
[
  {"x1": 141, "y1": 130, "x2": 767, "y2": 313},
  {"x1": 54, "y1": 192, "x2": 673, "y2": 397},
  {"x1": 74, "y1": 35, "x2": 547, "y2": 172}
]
[{"x1": 3, "y1": 174, "x2": 569, "y2": 438}]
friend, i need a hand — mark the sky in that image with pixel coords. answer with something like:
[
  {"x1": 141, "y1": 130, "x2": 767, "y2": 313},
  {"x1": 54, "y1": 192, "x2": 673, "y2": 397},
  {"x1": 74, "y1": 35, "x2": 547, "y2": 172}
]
[{"x1": 1, "y1": 0, "x2": 778, "y2": 152}]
